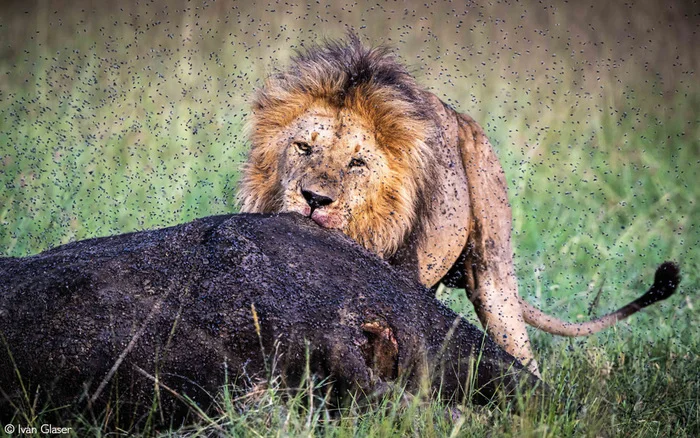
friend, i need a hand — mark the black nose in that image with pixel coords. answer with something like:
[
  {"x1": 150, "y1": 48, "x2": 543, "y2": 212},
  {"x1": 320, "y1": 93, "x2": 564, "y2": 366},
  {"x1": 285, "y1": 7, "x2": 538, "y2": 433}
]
[{"x1": 302, "y1": 190, "x2": 334, "y2": 209}]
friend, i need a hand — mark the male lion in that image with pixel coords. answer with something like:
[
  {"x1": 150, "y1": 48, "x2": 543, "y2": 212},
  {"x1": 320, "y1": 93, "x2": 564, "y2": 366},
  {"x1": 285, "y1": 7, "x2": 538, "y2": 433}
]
[{"x1": 238, "y1": 37, "x2": 681, "y2": 375}]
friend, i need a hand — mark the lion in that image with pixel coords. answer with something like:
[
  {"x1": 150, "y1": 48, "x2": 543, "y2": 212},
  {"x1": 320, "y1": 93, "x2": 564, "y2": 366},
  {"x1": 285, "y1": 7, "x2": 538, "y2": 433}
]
[{"x1": 237, "y1": 36, "x2": 681, "y2": 375}]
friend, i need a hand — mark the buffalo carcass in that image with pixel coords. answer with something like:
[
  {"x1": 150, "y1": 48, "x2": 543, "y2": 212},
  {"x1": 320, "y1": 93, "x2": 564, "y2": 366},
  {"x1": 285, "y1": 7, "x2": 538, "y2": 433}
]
[{"x1": 0, "y1": 213, "x2": 541, "y2": 423}]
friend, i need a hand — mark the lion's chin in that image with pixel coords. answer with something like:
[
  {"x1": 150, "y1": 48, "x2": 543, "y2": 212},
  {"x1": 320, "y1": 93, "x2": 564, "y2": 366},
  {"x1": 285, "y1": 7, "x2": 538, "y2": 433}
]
[
  {"x1": 310, "y1": 209, "x2": 343, "y2": 229},
  {"x1": 283, "y1": 204, "x2": 344, "y2": 229}
]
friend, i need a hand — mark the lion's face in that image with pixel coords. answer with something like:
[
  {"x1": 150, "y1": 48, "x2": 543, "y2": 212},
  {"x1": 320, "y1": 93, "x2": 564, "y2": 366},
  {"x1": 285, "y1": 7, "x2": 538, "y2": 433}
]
[{"x1": 274, "y1": 105, "x2": 391, "y2": 239}]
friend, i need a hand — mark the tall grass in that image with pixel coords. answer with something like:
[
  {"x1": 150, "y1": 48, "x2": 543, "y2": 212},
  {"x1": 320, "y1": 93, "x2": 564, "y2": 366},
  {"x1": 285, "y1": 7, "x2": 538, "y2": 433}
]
[{"x1": 1, "y1": 0, "x2": 698, "y2": 435}]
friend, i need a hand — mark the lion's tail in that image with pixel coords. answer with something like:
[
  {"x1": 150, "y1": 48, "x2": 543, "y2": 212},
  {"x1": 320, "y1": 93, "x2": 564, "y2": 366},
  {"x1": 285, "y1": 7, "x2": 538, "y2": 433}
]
[{"x1": 522, "y1": 262, "x2": 681, "y2": 337}]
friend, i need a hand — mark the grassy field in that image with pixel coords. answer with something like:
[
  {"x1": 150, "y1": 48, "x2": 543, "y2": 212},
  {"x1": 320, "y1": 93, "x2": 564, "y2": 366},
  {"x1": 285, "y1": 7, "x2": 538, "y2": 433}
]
[{"x1": 1, "y1": 0, "x2": 698, "y2": 436}]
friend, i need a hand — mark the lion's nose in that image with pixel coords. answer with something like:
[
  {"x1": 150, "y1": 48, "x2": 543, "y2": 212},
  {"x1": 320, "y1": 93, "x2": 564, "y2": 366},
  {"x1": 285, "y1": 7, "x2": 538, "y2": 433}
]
[{"x1": 302, "y1": 190, "x2": 334, "y2": 209}]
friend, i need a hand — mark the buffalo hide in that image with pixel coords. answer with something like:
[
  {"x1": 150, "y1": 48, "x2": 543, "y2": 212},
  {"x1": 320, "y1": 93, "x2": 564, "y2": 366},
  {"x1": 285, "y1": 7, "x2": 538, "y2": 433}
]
[{"x1": 0, "y1": 213, "x2": 540, "y2": 423}]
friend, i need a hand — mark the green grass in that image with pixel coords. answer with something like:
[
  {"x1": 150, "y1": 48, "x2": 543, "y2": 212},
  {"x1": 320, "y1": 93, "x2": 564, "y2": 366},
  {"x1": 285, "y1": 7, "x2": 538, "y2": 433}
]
[{"x1": 1, "y1": 0, "x2": 698, "y2": 436}]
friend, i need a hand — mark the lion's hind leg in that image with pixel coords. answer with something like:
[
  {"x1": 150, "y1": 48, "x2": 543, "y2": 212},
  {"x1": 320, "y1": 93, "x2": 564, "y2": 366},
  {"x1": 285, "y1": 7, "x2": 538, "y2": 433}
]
[{"x1": 456, "y1": 113, "x2": 540, "y2": 376}]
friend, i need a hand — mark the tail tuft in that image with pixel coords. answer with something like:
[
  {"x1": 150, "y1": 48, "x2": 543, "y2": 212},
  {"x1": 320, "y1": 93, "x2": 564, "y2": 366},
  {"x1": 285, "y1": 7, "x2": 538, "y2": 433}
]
[{"x1": 639, "y1": 261, "x2": 681, "y2": 307}]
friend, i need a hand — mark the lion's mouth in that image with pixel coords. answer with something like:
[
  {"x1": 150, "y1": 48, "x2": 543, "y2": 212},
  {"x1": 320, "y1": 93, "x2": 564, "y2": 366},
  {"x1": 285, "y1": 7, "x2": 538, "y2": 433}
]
[
  {"x1": 285, "y1": 202, "x2": 343, "y2": 229},
  {"x1": 310, "y1": 208, "x2": 342, "y2": 229}
]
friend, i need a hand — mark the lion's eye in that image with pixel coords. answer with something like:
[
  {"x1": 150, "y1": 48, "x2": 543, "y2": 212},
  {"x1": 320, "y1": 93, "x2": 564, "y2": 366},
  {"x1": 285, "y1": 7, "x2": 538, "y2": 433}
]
[
  {"x1": 349, "y1": 158, "x2": 366, "y2": 168},
  {"x1": 294, "y1": 141, "x2": 312, "y2": 155}
]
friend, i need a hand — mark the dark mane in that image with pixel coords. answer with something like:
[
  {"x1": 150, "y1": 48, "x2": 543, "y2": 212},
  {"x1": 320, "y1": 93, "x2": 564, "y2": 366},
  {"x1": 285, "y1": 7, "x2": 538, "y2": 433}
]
[{"x1": 285, "y1": 35, "x2": 427, "y2": 115}]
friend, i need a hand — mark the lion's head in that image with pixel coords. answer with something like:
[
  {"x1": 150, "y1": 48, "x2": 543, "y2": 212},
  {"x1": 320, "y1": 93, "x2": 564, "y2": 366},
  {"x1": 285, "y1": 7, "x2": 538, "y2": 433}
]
[{"x1": 238, "y1": 37, "x2": 439, "y2": 257}]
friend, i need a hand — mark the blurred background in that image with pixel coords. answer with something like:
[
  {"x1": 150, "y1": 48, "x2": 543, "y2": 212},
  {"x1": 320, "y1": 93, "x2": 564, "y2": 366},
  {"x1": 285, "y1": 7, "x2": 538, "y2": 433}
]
[{"x1": 0, "y1": 0, "x2": 698, "y2": 330}]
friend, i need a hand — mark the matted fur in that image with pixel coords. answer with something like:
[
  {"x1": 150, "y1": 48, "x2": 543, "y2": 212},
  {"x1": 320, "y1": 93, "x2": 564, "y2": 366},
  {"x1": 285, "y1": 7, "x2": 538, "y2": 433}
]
[{"x1": 238, "y1": 37, "x2": 440, "y2": 256}]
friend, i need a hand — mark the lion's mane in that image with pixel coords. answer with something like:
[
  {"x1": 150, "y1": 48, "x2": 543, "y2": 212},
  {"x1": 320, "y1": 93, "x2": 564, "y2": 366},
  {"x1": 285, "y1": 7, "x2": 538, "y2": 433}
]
[{"x1": 238, "y1": 36, "x2": 440, "y2": 257}]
